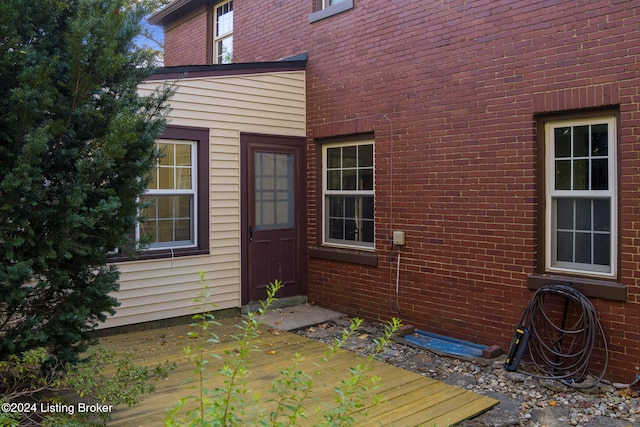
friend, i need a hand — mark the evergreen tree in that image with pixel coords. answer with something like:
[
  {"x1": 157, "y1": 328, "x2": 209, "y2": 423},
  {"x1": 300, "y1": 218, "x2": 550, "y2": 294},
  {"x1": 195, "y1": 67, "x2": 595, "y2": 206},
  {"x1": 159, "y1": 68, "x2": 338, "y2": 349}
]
[{"x1": 0, "y1": 0, "x2": 171, "y2": 362}]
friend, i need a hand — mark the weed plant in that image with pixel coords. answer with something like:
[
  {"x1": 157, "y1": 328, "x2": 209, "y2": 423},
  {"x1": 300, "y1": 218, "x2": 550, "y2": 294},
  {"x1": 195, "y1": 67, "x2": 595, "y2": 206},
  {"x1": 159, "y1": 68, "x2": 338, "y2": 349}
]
[{"x1": 165, "y1": 277, "x2": 401, "y2": 427}]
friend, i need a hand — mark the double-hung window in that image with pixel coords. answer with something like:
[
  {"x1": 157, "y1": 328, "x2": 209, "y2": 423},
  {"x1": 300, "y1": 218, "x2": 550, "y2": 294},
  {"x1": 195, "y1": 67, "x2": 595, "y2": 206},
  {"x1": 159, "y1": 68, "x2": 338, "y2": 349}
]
[
  {"x1": 545, "y1": 116, "x2": 617, "y2": 277},
  {"x1": 214, "y1": 0, "x2": 233, "y2": 64},
  {"x1": 309, "y1": 0, "x2": 354, "y2": 23},
  {"x1": 323, "y1": 141, "x2": 374, "y2": 249},
  {"x1": 139, "y1": 140, "x2": 197, "y2": 249}
]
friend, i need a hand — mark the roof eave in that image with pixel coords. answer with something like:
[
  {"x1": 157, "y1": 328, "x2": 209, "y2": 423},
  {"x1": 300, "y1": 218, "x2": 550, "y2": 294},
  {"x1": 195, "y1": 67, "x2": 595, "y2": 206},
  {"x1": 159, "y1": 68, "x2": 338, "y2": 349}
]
[
  {"x1": 145, "y1": 55, "x2": 308, "y2": 81},
  {"x1": 148, "y1": 0, "x2": 208, "y2": 27}
]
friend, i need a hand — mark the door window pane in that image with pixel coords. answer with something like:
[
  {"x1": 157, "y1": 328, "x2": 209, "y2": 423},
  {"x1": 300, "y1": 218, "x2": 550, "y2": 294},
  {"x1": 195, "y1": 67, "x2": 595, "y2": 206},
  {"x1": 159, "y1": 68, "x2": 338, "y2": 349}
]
[{"x1": 255, "y1": 152, "x2": 294, "y2": 230}]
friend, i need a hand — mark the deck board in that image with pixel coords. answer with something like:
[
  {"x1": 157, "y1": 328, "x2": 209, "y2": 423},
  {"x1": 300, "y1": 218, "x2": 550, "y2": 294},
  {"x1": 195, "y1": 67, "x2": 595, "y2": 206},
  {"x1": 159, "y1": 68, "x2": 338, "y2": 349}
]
[{"x1": 99, "y1": 318, "x2": 498, "y2": 426}]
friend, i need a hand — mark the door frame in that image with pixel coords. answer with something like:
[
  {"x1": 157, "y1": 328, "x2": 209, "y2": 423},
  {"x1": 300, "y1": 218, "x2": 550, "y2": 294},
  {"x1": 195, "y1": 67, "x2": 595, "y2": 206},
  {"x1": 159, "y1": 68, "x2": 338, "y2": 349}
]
[{"x1": 240, "y1": 133, "x2": 307, "y2": 305}]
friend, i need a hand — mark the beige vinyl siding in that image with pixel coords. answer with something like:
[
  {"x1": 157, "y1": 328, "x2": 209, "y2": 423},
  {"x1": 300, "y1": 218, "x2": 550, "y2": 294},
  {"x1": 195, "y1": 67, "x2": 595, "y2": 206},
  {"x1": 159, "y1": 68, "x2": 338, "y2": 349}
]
[
  {"x1": 153, "y1": 73, "x2": 306, "y2": 134},
  {"x1": 103, "y1": 70, "x2": 305, "y2": 328}
]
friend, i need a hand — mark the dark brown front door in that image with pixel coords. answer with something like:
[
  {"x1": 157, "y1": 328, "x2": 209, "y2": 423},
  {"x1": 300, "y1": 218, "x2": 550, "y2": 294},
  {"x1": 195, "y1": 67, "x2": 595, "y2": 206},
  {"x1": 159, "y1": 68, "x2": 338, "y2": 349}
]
[{"x1": 241, "y1": 134, "x2": 306, "y2": 304}]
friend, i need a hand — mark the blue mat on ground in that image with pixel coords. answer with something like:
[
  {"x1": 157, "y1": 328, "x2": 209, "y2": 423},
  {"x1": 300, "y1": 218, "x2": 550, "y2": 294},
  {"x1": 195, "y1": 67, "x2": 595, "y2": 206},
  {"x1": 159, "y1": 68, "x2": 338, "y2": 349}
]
[{"x1": 404, "y1": 330, "x2": 487, "y2": 358}]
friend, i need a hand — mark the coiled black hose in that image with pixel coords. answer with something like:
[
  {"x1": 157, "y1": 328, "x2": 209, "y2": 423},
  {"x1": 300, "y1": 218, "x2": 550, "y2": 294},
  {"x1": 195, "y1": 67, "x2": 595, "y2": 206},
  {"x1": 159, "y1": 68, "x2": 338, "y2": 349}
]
[{"x1": 515, "y1": 284, "x2": 608, "y2": 389}]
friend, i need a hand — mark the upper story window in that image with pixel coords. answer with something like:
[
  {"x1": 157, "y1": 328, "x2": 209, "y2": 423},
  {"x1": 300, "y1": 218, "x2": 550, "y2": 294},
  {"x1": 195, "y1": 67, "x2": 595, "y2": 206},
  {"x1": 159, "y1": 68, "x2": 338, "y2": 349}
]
[
  {"x1": 322, "y1": 0, "x2": 347, "y2": 8},
  {"x1": 322, "y1": 141, "x2": 374, "y2": 249},
  {"x1": 215, "y1": 0, "x2": 233, "y2": 64},
  {"x1": 544, "y1": 115, "x2": 617, "y2": 278},
  {"x1": 309, "y1": 0, "x2": 354, "y2": 23}
]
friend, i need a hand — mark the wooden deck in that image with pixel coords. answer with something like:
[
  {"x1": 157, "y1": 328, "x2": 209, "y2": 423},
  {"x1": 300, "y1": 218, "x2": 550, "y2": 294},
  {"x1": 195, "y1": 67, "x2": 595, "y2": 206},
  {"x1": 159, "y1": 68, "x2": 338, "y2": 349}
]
[{"x1": 99, "y1": 317, "x2": 498, "y2": 426}]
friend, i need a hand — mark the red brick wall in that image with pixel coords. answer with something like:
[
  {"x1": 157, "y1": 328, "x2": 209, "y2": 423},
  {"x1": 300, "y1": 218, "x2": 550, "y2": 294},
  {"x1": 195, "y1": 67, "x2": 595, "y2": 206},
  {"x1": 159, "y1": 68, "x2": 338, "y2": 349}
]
[
  {"x1": 163, "y1": 8, "x2": 209, "y2": 66},
  {"x1": 234, "y1": 0, "x2": 640, "y2": 383},
  {"x1": 171, "y1": 0, "x2": 640, "y2": 383}
]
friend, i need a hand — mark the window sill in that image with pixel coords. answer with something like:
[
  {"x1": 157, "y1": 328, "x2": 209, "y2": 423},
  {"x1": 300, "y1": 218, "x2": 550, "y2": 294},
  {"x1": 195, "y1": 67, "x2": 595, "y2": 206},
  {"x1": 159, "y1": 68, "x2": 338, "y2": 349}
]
[
  {"x1": 527, "y1": 273, "x2": 627, "y2": 302},
  {"x1": 309, "y1": 0, "x2": 354, "y2": 23},
  {"x1": 309, "y1": 246, "x2": 378, "y2": 266},
  {"x1": 110, "y1": 248, "x2": 209, "y2": 263}
]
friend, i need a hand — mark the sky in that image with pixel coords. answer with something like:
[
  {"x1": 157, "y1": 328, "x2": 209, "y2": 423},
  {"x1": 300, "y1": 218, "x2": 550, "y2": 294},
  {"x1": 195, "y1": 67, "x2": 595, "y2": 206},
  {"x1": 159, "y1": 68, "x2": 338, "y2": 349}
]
[{"x1": 134, "y1": 17, "x2": 164, "y2": 51}]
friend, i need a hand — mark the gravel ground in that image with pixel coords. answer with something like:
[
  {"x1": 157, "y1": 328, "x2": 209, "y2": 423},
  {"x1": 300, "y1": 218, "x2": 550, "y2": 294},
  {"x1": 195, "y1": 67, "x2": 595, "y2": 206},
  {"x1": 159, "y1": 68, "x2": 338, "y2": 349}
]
[{"x1": 295, "y1": 317, "x2": 640, "y2": 427}]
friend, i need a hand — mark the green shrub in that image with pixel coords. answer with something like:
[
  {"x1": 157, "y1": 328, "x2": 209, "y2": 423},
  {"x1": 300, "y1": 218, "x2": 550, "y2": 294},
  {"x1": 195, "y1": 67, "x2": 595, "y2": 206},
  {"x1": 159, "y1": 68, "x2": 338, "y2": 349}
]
[
  {"x1": 0, "y1": 0, "x2": 171, "y2": 364},
  {"x1": 0, "y1": 345, "x2": 175, "y2": 426}
]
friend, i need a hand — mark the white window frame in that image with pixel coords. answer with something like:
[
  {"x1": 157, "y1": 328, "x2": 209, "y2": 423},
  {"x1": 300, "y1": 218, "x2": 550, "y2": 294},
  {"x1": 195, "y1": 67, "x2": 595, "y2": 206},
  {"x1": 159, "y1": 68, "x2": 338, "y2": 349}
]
[
  {"x1": 322, "y1": 0, "x2": 347, "y2": 8},
  {"x1": 544, "y1": 116, "x2": 617, "y2": 277},
  {"x1": 214, "y1": 0, "x2": 233, "y2": 64},
  {"x1": 137, "y1": 139, "x2": 198, "y2": 250},
  {"x1": 322, "y1": 140, "x2": 375, "y2": 250}
]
